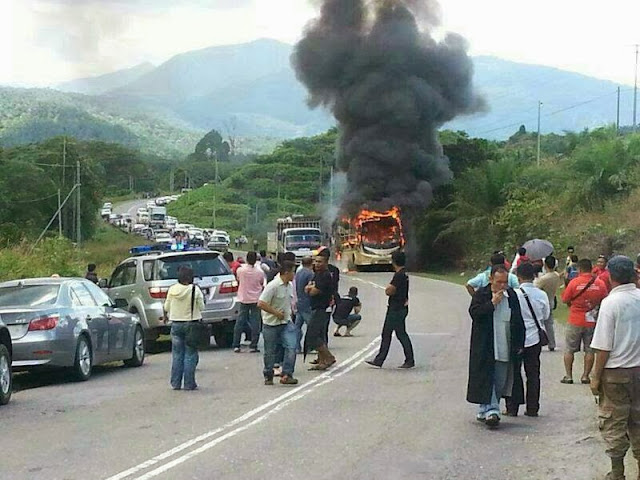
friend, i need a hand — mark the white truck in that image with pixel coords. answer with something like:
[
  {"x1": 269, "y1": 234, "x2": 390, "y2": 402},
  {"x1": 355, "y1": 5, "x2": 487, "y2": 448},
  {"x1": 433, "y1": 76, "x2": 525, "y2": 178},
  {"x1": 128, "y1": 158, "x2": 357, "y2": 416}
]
[
  {"x1": 269, "y1": 216, "x2": 323, "y2": 263},
  {"x1": 149, "y1": 206, "x2": 167, "y2": 229}
]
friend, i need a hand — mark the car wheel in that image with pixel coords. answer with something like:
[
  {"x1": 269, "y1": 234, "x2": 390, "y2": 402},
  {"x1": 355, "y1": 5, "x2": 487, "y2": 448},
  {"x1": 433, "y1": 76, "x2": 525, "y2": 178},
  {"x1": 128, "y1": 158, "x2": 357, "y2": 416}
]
[
  {"x1": 124, "y1": 326, "x2": 145, "y2": 367},
  {"x1": 0, "y1": 344, "x2": 12, "y2": 406},
  {"x1": 72, "y1": 335, "x2": 92, "y2": 381},
  {"x1": 213, "y1": 329, "x2": 233, "y2": 348}
]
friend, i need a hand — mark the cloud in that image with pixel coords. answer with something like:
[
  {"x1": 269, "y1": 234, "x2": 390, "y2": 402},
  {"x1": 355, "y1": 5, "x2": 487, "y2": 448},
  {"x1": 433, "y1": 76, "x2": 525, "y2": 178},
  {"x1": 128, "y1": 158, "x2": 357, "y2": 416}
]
[{"x1": 30, "y1": 0, "x2": 254, "y2": 65}]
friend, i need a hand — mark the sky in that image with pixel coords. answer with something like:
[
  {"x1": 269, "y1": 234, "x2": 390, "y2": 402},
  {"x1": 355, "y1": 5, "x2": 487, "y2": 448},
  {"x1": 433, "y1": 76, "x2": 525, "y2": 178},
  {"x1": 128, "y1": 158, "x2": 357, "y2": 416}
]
[{"x1": 2, "y1": 0, "x2": 639, "y2": 87}]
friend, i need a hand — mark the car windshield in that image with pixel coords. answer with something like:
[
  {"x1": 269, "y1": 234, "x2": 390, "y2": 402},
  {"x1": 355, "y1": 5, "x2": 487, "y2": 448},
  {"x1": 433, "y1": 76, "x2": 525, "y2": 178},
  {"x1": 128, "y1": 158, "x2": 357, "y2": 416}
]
[
  {"x1": 0, "y1": 285, "x2": 60, "y2": 307},
  {"x1": 156, "y1": 253, "x2": 230, "y2": 280}
]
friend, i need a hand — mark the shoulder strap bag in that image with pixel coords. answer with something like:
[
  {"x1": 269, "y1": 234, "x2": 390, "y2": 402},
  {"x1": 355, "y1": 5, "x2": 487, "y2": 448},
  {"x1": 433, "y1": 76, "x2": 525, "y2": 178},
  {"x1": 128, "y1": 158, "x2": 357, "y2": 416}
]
[
  {"x1": 519, "y1": 287, "x2": 549, "y2": 347},
  {"x1": 186, "y1": 284, "x2": 208, "y2": 349},
  {"x1": 566, "y1": 275, "x2": 596, "y2": 307}
]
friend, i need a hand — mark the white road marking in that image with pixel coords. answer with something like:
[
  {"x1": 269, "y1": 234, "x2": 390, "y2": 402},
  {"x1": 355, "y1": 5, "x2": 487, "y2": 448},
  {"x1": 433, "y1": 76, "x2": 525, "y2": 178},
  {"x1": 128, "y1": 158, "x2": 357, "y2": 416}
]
[
  {"x1": 352, "y1": 277, "x2": 386, "y2": 290},
  {"x1": 105, "y1": 337, "x2": 381, "y2": 480}
]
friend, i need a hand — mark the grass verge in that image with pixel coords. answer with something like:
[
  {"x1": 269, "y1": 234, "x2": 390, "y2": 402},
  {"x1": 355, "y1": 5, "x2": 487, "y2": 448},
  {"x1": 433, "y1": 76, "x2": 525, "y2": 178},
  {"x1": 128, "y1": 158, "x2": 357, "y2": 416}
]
[{"x1": 0, "y1": 224, "x2": 148, "y2": 282}]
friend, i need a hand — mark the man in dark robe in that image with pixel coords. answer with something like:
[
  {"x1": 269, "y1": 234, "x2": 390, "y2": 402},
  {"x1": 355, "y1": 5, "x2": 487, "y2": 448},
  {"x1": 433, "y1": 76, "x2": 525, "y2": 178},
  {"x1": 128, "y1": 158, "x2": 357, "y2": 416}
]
[{"x1": 467, "y1": 264, "x2": 525, "y2": 428}]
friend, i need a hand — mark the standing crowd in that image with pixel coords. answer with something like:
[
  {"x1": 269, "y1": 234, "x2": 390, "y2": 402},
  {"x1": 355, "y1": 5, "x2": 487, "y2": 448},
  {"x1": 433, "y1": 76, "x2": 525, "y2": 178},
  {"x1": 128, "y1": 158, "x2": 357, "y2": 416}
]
[
  {"x1": 165, "y1": 248, "x2": 414, "y2": 393},
  {"x1": 465, "y1": 246, "x2": 640, "y2": 480}
]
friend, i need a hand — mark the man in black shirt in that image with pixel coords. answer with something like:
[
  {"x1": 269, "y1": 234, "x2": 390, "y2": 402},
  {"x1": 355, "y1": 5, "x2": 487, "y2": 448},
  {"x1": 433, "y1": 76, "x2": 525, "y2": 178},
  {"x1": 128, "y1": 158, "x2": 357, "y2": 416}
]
[
  {"x1": 333, "y1": 287, "x2": 362, "y2": 337},
  {"x1": 317, "y1": 247, "x2": 340, "y2": 343},
  {"x1": 304, "y1": 254, "x2": 336, "y2": 370},
  {"x1": 366, "y1": 251, "x2": 415, "y2": 369}
]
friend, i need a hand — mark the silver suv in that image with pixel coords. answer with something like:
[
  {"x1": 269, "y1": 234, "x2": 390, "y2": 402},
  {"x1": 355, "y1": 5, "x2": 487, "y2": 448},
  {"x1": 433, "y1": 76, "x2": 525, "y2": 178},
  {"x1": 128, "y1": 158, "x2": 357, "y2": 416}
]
[{"x1": 103, "y1": 249, "x2": 239, "y2": 348}]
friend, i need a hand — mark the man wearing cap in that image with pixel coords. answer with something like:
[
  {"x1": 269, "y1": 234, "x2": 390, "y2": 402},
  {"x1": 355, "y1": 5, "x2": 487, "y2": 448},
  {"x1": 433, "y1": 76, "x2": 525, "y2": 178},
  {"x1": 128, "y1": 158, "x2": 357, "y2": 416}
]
[{"x1": 591, "y1": 256, "x2": 640, "y2": 480}]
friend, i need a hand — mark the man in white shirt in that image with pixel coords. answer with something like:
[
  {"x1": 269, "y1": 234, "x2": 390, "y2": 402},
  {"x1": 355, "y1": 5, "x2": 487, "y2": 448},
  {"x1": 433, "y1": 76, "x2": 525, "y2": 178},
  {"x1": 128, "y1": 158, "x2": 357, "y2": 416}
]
[
  {"x1": 506, "y1": 262, "x2": 550, "y2": 417},
  {"x1": 258, "y1": 261, "x2": 298, "y2": 386},
  {"x1": 591, "y1": 256, "x2": 640, "y2": 480}
]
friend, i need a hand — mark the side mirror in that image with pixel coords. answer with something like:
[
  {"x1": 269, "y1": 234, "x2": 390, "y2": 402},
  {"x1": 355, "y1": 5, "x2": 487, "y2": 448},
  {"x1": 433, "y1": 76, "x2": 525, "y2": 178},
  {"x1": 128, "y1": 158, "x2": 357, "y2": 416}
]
[
  {"x1": 114, "y1": 298, "x2": 129, "y2": 309},
  {"x1": 98, "y1": 278, "x2": 108, "y2": 289}
]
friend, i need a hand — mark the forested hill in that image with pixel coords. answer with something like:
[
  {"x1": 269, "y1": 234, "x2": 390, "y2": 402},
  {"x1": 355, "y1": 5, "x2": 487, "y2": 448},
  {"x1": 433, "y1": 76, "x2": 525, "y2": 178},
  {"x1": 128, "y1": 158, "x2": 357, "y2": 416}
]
[{"x1": 0, "y1": 87, "x2": 202, "y2": 158}]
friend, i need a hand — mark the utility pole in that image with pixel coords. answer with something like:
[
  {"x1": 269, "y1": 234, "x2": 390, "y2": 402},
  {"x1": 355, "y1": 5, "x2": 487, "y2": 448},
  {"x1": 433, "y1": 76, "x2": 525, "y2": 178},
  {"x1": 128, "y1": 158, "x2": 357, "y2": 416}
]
[
  {"x1": 536, "y1": 101, "x2": 543, "y2": 166},
  {"x1": 634, "y1": 44, "x2": 639, "y2": 133},
  {"x1": 318, "y1": 158, "x2": 323, "y2": 204},
  {"x1": 76, "y1": 160, "x2": 81, "y2": 246},
  {"x1": 617, "y1": 86, "x2": 621, "y2": 134},
  {"x1": 330, "y1": 166, "x2": 334, "y2": 206},
  {"x1": 57, "y1": 189, "x2": 62, "y2": 237},
  {"x1": 61, "y1": 136, "x2": 66, "y2": 235}
]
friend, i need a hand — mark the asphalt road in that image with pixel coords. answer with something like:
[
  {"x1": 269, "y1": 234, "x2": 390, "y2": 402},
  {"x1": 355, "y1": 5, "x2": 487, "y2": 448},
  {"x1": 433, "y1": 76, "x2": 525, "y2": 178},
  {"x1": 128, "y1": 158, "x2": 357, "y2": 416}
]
[{"x1": 1, "y1": 272, "x2": 614, "y2": 480}]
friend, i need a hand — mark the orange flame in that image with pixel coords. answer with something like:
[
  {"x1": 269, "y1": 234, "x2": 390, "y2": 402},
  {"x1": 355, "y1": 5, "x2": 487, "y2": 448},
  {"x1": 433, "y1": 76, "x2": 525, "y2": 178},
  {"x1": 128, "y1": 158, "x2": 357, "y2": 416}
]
[{"x1": 353, "y1": 206, "x2": 405, "y2": 247}]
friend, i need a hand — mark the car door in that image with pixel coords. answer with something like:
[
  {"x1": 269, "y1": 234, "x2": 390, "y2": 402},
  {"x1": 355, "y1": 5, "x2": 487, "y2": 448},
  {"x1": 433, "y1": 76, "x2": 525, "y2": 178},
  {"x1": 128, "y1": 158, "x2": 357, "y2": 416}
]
[
  {"x1": 69, "y1": 282, "x2": 109, "y2": 364},
  {"x1": 85, "y1": 281, "x2": 133, "y2": 360},
  {"x1": 108, "y1": 262, "x2": 137, "y2": 308}
]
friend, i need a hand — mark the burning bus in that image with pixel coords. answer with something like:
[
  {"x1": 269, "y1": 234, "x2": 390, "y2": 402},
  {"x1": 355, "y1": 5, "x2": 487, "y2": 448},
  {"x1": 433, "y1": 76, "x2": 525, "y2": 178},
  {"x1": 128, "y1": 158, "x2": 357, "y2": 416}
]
[{"x1": 339, "y1": 207, "x2": 405, "y2": 271}]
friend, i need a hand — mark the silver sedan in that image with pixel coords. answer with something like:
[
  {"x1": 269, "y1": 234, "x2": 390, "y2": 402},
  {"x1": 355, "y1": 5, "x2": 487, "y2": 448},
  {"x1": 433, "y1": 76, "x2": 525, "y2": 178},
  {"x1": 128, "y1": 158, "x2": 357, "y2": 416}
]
[{"x1": 0, "y1": 277, "x2": 145, "y2": 381}]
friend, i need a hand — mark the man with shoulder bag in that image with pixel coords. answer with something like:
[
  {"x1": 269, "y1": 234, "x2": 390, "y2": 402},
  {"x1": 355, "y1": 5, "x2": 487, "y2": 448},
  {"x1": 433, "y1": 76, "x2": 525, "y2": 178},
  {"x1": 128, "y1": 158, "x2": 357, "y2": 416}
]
[
  {"x1": 507, "y1": 262, "x2": 550, "y2": 417},
  {"x1": 561, "y1": 258, "x2": 608, "y2": 385},
  {"x1": 164, "y1": 266, "x2": 205, "y2": 391}
]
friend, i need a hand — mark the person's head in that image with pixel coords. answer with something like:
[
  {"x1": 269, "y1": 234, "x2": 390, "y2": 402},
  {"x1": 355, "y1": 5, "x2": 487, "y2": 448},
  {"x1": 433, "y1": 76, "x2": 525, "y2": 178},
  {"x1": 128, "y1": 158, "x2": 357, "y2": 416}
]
[
  {"x1": 279, "y1": 261, "x2": 296, "y2": 283},
  {"x1": 87, "y1": 263, "x2": 96, "y2": 273},
  {"x1": 567, "y1": 246, "x2": 575, "y2": 254},
  {"x1": 517, "y1": 247, "x2": 527, "y2": 257},
  {"x1": 314, "y1": 254, "x2": 328, "y2": 272},
  {"x1": 318, "y1": 247, "x2": 331, "y2": 260},
  {"x1": 544, "y1": 255, "x2": 557, "y2": 271},
  {"x1": 301, "y1": 256, "x2": 313, "y2": 269},
  {"x1": 259, "y1": 250, "x2": 267, "y2": 259},
  {"x1": 607, "y1": 255, "x2": 636, "y2": 287},
  {"x1": 391, "y1": 251, "x2": 406, "y2": 269},
  {"x1": 578, "y1": 258, "x2": 593, "y2": 273},
  {"x1": 490, "y1": 252, "x2": 506, "y2": 266},
  {"x1": 223, "y1": 252, "x2": 233, "y2": 263},
  {"x1": 489, "y1": 265, "x2": 509, "y2": 292},
  {"x1": 570, "y1": 254, "x2": 578, "y2": 264},
  {"x1": 283, "y1": 252, "x2": 296, "y2": 263},
  {"x1": 178, "y1": 266, "x2": 194, "y2": 285},
  {"x1": 596, "y1": 255, "x2": 608, "y2": 269},
  {"x1": 246, "y1": 251, "x2": 257, "y2": 266},
  {"x1": 516, "y1": 262, "x2": 536, "y2": 283},
  {"x1": 348, "y1": 286, "x2": 358, "y2": 298}
]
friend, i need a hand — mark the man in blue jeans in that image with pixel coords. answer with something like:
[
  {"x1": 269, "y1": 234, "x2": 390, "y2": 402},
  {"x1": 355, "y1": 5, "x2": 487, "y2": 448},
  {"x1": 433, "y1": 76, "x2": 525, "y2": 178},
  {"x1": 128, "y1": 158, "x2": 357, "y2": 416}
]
[
  {"x1": 258, "y1": 261, "x2": 299, "y2": 385},
  {"x1": 233, "y1": 251, "x2": 265, "y2": 353},
  {"x1": 294, "y1": 256, "x2": 314, "y2": 353}
]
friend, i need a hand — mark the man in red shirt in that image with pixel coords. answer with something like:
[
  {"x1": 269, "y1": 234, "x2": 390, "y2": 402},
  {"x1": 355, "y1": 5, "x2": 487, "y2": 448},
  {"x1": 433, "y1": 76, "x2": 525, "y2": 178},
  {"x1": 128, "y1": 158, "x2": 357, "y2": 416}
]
[
  {"x1": 593, "y1": 255, "x2": 612, "y2": 292},
  {"x1": 223, "y1": 252, "x2": 241, "y2": 276},
  {"x1": 561, "y1": 258, "x2": 608, "y2": 384}
]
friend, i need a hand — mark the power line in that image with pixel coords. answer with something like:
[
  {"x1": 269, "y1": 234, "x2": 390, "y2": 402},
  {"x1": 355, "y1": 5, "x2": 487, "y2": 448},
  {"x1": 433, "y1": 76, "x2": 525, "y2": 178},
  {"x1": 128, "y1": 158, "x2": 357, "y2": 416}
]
[
  {"x1": 476, "y1": 88, "x2": 631, "y2": 136},
  {"x1": 2, "y1": 192, "x2": 59, "y2": 204}
]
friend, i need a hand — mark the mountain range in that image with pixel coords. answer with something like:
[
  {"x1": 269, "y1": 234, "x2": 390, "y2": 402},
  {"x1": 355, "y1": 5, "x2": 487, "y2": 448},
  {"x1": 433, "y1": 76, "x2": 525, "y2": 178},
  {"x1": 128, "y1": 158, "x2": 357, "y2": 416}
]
[{"x1": 0, "y1": 38, "x2": 634, "y2": 157}]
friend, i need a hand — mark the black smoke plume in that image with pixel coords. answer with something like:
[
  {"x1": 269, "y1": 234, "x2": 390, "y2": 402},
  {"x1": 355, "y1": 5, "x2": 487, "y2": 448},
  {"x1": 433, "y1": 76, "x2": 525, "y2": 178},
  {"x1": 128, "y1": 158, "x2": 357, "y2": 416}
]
[{"x1": 292, "y1": 0, "x2": 484, "y2": 222}]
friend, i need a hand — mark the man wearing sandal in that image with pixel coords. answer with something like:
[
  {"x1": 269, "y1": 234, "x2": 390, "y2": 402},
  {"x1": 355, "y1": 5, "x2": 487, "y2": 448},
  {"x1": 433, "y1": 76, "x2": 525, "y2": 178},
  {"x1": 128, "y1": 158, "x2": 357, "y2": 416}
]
[
  {"x1": 590, "y1": 256, "x2": 640, "y2": 480},
  {"x1": 561, "y1": 258, "x2": 608, "y2": 385}
]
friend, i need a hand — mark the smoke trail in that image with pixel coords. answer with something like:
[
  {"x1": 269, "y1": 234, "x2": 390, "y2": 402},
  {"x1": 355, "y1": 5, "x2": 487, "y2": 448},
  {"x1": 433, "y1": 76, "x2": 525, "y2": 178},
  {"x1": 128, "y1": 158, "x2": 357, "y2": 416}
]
[{"x1": 292, "y1": 0, "x2": 484, "y2": 219}]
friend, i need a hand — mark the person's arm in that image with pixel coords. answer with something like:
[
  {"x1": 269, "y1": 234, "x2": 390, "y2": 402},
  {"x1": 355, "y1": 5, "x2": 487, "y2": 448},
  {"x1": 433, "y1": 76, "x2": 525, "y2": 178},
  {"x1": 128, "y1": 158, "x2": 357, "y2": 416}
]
[
  {"x1": 561, "y1": 281, "x2": 574, "y2": 304},
  {"x1": 196, "y1": 287, "x2": 205, "y2": 311},
  {"x1": 385, "y1": 284, "x2": 397, "y2": 297},
  {"x1": 469, "y1": 289, "x2": 499, "y2": 319},
  {"x1": 257, "y1": 300, "x2": 285, "y2": 321},
  {"x1": 590, "y1": 349, "x2": 611, "y2": 396},
  {"x1": 590, "y1": 300, "x2": 615, "y2": 395},
  {"x1": 353, "y1": 300, "x2": 362, "y2": 315}
]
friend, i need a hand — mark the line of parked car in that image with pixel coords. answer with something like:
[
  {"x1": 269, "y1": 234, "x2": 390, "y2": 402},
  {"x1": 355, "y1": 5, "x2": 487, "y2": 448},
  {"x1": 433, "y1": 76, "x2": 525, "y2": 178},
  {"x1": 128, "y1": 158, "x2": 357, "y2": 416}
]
[{"x1": 0, "y1": 198, "x2": 241, "y2": 406}]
